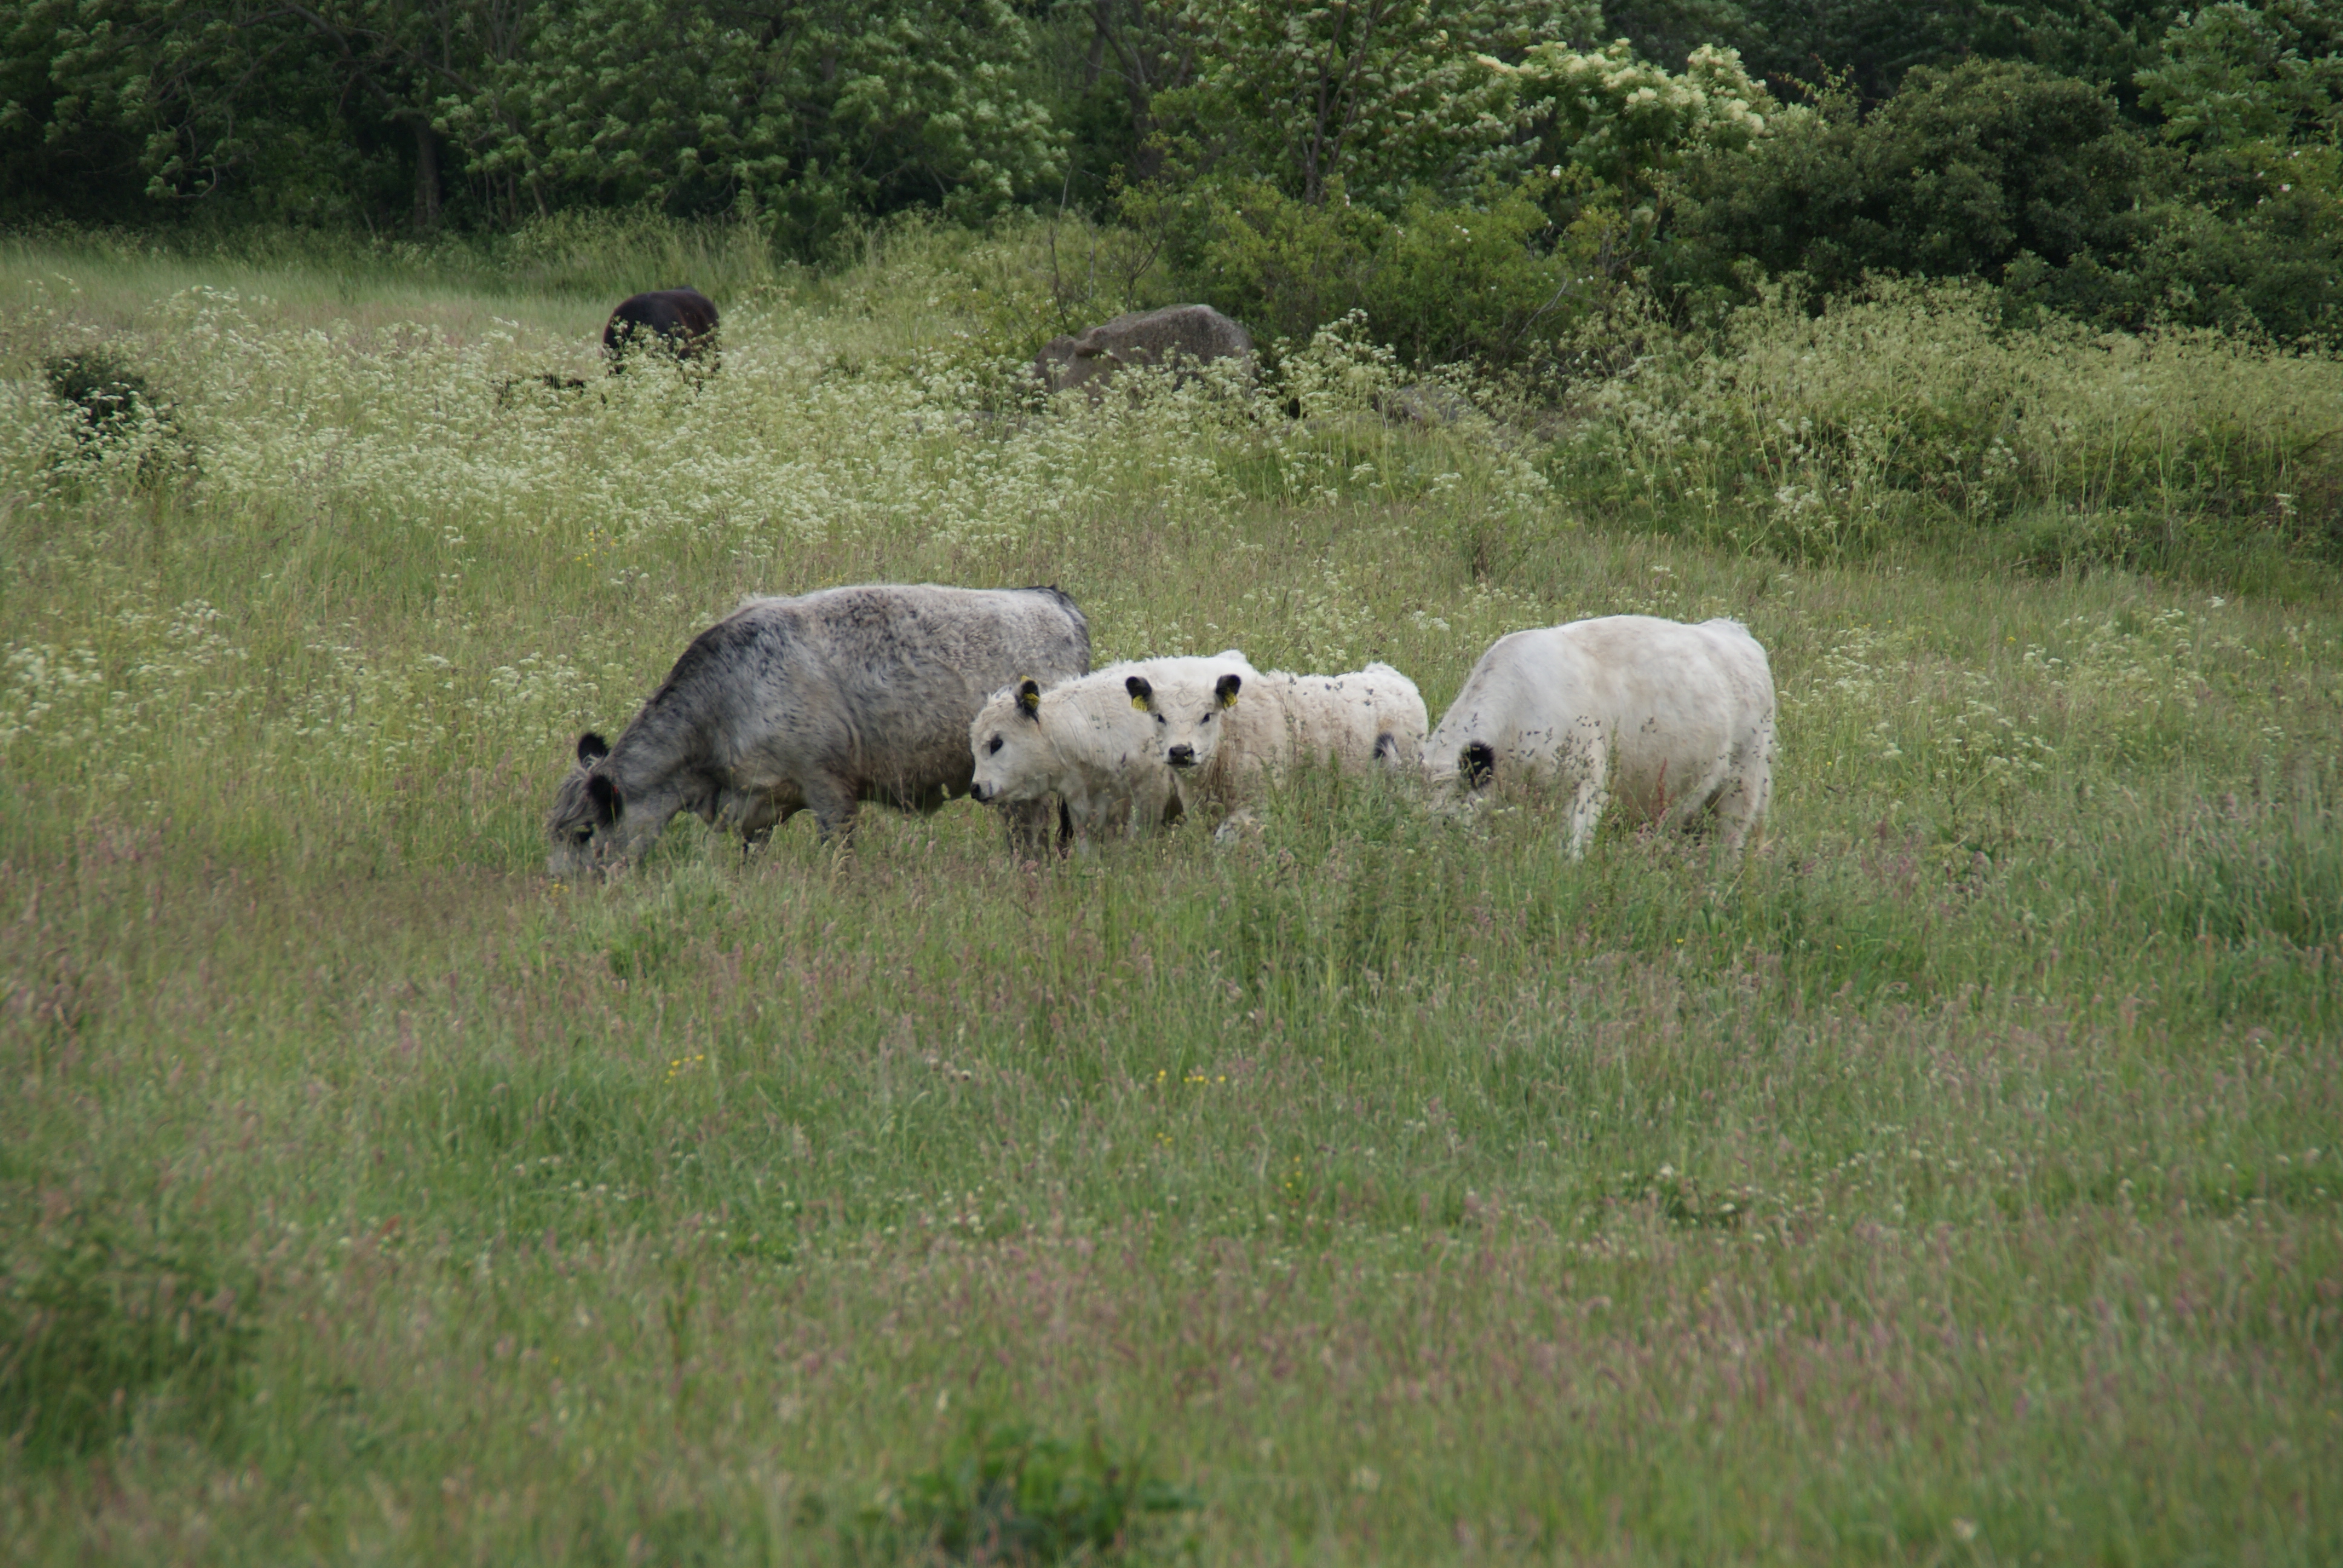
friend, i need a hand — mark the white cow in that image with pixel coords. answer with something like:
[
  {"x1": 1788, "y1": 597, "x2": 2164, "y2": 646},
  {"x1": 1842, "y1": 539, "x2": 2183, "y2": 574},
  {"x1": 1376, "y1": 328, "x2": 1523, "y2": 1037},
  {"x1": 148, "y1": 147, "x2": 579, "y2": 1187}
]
[
  {"x1": 968, "y1": 652, "x2": 1256, "y2": 845},
  {"x1": 1424, "y1": 615, "x2": 1774, "y2": 859},
  {"x1": 1150, "y1": 661, "x2": 1430, "y2": 820}
]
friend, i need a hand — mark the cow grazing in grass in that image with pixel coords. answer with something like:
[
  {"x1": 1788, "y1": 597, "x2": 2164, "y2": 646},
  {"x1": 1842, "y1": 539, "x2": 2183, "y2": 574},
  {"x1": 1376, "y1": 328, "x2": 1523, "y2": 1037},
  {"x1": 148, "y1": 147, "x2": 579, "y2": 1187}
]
[
  {"x1": 603, "y1": 287, "x2": 720, "y2": 371},
  {"x1": 968, "y1": 652, "x2": 1257, "y2": 846},
  {"x1": 1034, "y1": 304, "x2": 1253, "y2": 397},
  {"x1": 1424, "y1": 615, "x2": 1775, "y2": 859},
  {"x1": 548, "y1": 584, "x2": 1090, "y2": 874},
  {"x1": 1149, "y1": 662, "x2": 1429, "y2": 826}
]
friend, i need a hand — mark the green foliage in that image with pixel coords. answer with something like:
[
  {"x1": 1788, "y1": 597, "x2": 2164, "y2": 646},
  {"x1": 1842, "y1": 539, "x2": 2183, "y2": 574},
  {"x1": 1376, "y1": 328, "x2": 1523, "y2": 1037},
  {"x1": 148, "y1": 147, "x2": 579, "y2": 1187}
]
[
  {"x1": 2002, "y1": 138, "x2": 2343, "y2": 345},
  {"x1": 43, "y1": 349, "x2": 161, "y2": 446},
  {"x1": 877, "y1": 1419, "x2": 1196, "y2": 1563},
  {"x1": 5, "y1": 0, "x2": 2336, "y2": 371},
  {"x1": 16, "y1": 0, "x2": 491, "y2": 226},
  {"x1": 0, "y1": 1204, "x2": 259, "y2": 1465},
  {"x1": 1670, "y1": 1, "x2": 2187, "y2": 106},
  {"x1": 2136, "y1": 0, "x2": 2343, "y2": 148},
  {"x1": 1371, "y1": 183, "x2": 1596, "y2": 365},
  {"x1": 38, "y1": 345, "x2": 191, "y2": 487},
  {"x1": 3, "y1": 0, "x2": 1064, "y2": 239},
  {"x1": 451, "y1": 0, "x2": 1062, "y2": 241},
  {"x1": 1139, "y1": 175, "x2": 1386, "y2": 349},
  {"x1": 1994, "y1": 4, "x2": 2343, "y2": 342},
  {"x1": 1133, "y1": 173, "x2": 1611, "y2": 368},
  {"x1": 1670, "y1": 60, "x2": 2149, "y2": 296},
  {"x1": 1150, "y1": 0, "x2": 1599, "y2": 208}
]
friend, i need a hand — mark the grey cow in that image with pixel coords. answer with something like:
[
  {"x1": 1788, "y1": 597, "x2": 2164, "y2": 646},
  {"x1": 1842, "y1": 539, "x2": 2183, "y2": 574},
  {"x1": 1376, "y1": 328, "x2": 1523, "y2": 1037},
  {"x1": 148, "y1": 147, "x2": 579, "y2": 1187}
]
[
  {"x1": 547, "y1": 584, "x2": 1090, "y2": 875},
  {"x1": 1034, "y1": 304, "x2": 1254, "y2": 397}
]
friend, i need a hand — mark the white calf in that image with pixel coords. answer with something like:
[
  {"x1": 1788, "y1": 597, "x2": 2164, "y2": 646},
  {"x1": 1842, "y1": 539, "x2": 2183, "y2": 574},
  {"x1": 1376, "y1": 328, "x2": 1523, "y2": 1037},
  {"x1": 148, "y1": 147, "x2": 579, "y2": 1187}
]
[
  {"x1": 1149, "y1": 661, "x2": 1430, "y2": 817},
  {"x1": 969, "y1": 653, "x2": 1254, "y2": 844}
]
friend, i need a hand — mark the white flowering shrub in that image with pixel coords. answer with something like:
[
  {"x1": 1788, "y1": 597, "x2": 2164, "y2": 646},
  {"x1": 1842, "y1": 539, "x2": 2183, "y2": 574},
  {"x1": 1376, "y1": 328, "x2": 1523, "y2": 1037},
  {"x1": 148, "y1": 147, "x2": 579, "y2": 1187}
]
[{"x1": 1484, "y1": 40, "x2": 1780, "y2": 198}]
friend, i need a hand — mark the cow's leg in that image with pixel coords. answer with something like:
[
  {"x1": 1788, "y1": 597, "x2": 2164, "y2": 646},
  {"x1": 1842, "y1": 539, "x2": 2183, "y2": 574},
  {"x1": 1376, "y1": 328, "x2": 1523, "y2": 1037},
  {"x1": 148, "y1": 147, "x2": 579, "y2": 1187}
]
[
  {"x1": 804, "y1": 774, "x2": 861, "y2": 845},
  {"x1": 998, "y1": 798, "x2": 1057, "y2": 858},
  {"x1": 1712, "y1": 746, "x2": 1772, "y2": 857},
  {"x1": 1564, "y1": 774, "x2": 1608, "y2": 861},
  {"x1": 1126, "y1": 776, "x2": 1173, "y2": 840},
  {"x1": 1149, "y1": 773, "x2": 1191, "y2": 835},
  {"x1": 737, "y1": 798, "x2": 795, "y2": 860},
  {"x1": 1060, "y1": 788, "x2": 1118, "y2": 855}
]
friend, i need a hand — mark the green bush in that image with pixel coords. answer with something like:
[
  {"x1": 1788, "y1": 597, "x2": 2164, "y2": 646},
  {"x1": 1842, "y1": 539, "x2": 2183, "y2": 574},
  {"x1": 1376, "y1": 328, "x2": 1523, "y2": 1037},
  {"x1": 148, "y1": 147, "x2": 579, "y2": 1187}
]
[
  {"x1": 1670, "y1": 60, "x2": 2150, "y2": 296},
  {"x1": 2004, "y1": 139, "x2": 2343, "y2": 344},
  {"x1": 42, "y1": 351, "x2": 159, "y2": 445},
  {"x1": 1137, "y1": 175, "x2": 1600, "y2": 368},
  {"x1": 40, "y1": 348, "x2": 189, "y2": 485},
  {"x1": 1142, "y1": 175, "x2": 1386, "y2": 350},
  {"x1": 875, "y1": 1417, "x2": 1196, "y2": 1563}
]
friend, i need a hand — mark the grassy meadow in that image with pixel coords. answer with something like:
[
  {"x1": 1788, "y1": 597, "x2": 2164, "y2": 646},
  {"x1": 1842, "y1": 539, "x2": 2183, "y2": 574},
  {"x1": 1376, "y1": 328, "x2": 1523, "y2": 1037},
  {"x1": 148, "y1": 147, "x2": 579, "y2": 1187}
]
[{"x1": 2, "y1": 221, "x2": 2341, "y2": 1564}]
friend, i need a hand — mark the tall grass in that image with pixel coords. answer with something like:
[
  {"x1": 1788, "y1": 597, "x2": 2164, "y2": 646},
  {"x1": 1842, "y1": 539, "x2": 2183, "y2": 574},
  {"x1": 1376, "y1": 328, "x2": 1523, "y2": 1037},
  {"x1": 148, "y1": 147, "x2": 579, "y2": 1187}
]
[
  {"x1": 1, "y1": 230, "x2": 2338, "y2": 1564},
  {"x1": 1547, "y1": 279, "x2": 2343, "y2": 582}
]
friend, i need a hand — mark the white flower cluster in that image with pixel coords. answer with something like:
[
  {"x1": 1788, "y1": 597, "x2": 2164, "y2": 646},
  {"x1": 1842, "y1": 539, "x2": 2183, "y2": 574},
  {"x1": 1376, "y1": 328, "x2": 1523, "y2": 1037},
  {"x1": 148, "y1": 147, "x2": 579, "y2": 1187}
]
[{"x1": 1485, "y1": 39, "x2": 1775, "y2": 188}]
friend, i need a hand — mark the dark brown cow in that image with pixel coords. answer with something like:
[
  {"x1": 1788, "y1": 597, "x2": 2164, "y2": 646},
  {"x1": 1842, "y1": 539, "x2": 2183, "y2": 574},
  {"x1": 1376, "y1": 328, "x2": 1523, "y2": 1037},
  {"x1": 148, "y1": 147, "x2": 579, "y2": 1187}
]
[{"x1": 603, "y1": 287, "x2": 720, "y2": 371}]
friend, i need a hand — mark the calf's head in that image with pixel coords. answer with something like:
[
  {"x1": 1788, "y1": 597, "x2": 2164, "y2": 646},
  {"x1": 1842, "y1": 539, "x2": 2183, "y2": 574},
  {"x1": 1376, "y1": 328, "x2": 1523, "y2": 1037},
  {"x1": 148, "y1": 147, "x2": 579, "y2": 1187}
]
[
  {"x1": 546, "y1": 732, "x2": 626, "y2": 877},
  {"x1": 969, "y1": 678, "x2": 1058, "y2": 804},
  {"x1": 1143, "y1": 671, "x2": 1241, "y2": 773}
]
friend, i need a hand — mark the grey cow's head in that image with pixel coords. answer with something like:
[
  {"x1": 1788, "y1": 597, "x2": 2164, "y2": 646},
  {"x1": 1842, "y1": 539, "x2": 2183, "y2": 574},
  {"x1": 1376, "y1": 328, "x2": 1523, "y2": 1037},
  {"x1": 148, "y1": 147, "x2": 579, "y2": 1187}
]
[{"x1": 546, "y1": 731, "x2": 626, "y2": 877}]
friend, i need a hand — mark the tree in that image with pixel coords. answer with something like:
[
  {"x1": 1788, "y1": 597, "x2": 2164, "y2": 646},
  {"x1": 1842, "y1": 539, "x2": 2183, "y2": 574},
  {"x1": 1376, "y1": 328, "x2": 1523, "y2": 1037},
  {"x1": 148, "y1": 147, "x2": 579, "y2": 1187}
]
[
  {"x1": 1150, "y1": 0, "x2": 1601, "y2": 209},
  {"x1": 1670, "y1": 59, "x2": 2148, "y2": 294},
  {"x1": 34, "y1": 2, "x2": 474, "y2": 224},
  {"x1": 444, "y1": 0, "x2": 1063, "y2": 238},
  {"x1": 1488, "y1": 35, "x2": 1776, "y2": 201},
  {"x1": 2136, "y1": 0, "x2": 2343, "y2": 147}
]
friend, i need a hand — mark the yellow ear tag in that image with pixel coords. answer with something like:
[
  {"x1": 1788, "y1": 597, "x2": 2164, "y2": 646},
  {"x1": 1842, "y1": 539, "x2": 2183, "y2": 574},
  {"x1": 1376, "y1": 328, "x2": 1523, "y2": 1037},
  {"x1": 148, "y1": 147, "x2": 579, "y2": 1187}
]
[
  {"x1": 1218, "y1": 689, "x2": 1239, "y2": 709},
  {"x1": 1131, "y1": 694, "x2": 1150, "y2": 711}
]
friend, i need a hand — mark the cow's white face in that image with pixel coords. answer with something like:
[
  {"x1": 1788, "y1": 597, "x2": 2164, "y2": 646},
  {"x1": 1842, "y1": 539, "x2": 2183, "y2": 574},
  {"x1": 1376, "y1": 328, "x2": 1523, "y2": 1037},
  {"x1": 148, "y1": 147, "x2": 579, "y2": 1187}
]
[
  {"x1": 1150, "y1": 670, "x2": 1243, "y2": 776},
  {"x1": 969, "y1": 679, "x2": 1059, "y2": 804}
]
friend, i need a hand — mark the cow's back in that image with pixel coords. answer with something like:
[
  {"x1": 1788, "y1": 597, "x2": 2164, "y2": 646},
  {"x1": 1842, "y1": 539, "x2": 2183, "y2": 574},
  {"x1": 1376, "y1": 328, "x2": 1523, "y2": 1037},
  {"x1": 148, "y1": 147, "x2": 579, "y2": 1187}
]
[
  {"x1": 603, "y1": 287, "x2": 720, "y2": 361},
  {"x1": 766, "y1": 584, "x2": 1089, "y2": 795},
  {"x1": 1037, "y1": 304, "x2": 1254, "y2": 394},
  {"x1": 1267, "y1": 667, "x2": 1427, "y2": 771}
]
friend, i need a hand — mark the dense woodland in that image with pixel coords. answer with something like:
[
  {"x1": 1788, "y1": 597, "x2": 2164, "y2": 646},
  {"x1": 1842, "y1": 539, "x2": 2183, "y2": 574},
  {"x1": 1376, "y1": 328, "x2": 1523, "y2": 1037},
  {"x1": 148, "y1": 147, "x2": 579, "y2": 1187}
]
[{"x1": 4, "y1": 1, "x2": 2339, "y2": 352}]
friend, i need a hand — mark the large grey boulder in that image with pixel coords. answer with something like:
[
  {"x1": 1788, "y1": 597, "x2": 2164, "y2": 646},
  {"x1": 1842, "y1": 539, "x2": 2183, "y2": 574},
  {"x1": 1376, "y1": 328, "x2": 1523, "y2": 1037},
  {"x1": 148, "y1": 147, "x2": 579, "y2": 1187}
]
[{"x1": 1034, "y1": 304, "x2": 1254, "y2": 396}]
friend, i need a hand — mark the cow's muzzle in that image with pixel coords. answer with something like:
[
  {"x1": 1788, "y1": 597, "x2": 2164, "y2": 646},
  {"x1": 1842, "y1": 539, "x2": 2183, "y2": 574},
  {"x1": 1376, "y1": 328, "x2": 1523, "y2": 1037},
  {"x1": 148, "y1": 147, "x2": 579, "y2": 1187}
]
[
  {"x1": 1167, "y1": 744, "x2": 1196, "y2": 769},
  {"x1": 969, "y1": 781, "x2": 995, "y2": 804}
]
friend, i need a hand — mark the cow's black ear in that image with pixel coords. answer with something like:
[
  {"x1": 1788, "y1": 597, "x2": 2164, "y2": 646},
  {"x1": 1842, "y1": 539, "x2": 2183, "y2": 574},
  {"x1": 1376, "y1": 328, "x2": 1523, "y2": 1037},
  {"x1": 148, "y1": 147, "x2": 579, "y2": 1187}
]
[
  {"x1": 1016, "y1": 678, "x2": 1043, "y2": 719},
  {"x1": 1462, "y1": 742, "x2": 1496, "y2": 790},
  {"x1": 1125, "y1": 675, "x2": 1154, "y2": 711},
  {"x1": 1215, "y1": 673, "x2": 1242, "y2": 708},
  {"x1": 577, "y1": 732, "x2": 610, "y2": 765},
  {"x1": 587, "y1": 773, "x2": 623, "y2": 824}
]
